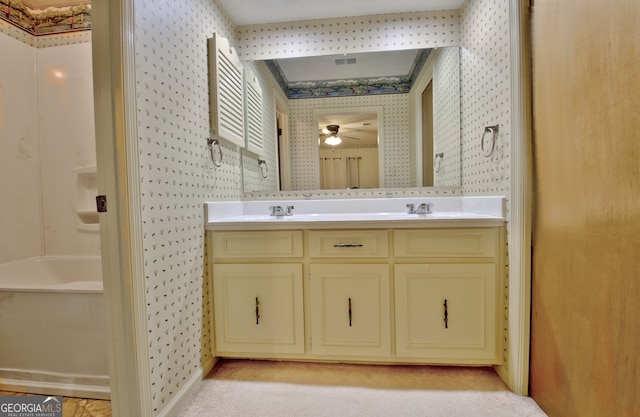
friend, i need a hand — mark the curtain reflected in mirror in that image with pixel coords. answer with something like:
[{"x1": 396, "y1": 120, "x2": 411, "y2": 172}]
[{"x1": 320, "y1": 157, "x2": 365, "y2": 189}]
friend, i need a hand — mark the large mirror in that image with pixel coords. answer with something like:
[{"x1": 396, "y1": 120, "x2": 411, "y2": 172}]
[{"x1": 242, "y1": 46, "x2": 461, "y2": 192}]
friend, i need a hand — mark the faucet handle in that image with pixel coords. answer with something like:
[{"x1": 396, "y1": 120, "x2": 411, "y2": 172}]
[
  {"x1": 406, "y1": 203, "x2": 416, "y2": 214},
  {"x1": 269, "y1": 205, "x2": 282, "y2": 216},
  {"x1": 286, "y1": 205, "x2": 295, "y2": 216},
  {"x1": 417, "y1": 202, "x2": 433, "y2": 214}
]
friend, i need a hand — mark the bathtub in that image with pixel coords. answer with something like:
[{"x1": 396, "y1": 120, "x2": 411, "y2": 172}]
[{"x1": 0, "y1": 256, "x2": 110, "y2": 399}]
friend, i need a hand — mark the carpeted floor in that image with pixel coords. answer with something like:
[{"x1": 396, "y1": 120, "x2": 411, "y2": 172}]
[{"x1": 179, "y1": 360, "x2": 548, "y2": 417}]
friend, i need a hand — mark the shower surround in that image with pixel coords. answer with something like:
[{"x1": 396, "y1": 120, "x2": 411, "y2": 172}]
[
  {"x1": 0, "y1": 21, "x2": 104, "y2": 398},
  {"x1": 0, "y1": 25, "x2": 98, "y2": 263}
]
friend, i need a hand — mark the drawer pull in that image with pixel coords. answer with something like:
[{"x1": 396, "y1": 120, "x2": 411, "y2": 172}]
[
  {"x1": 255, "y1": 297, "x2": 260, "y2": 325},
  {"x1": 333, "y1": 243, "x2": 364, "y2": 248},
  {"x1": 443, "y1": 298, "x2": 448, "y2": 329},
  {"x1": 348, "y1": 297, "x2": 353, "y2": 327}
]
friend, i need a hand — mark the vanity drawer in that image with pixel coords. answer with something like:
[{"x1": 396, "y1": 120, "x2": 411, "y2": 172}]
[
  {"x1": 212, "y1": 231, "x2": 303, "y2": 259},
  {"x1": 394, "y1": 228, "x2": 498, "y2": 259},
  {"x1": 308, "y1": 230, "x2": 389, "y2": 258}
]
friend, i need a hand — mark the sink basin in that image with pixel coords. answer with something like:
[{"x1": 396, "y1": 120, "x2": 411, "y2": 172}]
[{"x1": 205, "y1": 197, "x2": 506, "y2": 230}]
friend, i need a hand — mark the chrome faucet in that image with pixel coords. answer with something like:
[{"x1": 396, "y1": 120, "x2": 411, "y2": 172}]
[
  {"x1": 269, "y1": 205, "x2": 294, "y2": 216},
  {"x1": 406, "y1": 202, "x2": 433, "y2": 214}
]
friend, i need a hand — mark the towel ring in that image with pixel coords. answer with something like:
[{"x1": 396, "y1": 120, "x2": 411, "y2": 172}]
[
  {"x1": 258, "y1": 159, "x2": 268, "y2": 178},
  {"x1": 434, "y1": 152, "x2": 444, "y2": 174},
  {"x1": 207, "y1": 138, "x2": 222, "y2": 167},
  {"x1": 480, "y1": 125, "x2": 499, "y2": 157}
]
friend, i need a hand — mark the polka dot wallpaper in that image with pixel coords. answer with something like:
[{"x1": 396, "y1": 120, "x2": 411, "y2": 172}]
[
  {"x1": 133, "y1": 0, "x2": 237, "y2": 413},
  {"x1": 432, "y1": 47, "x2": 462, "y2": 186},
  {"x1": 407, "y1": 46, "x2": 462, "y2": 188},
  {"x1": 460, "y1": 0, "x2": 512, "y2": 370},
  {"x1": 235, "y1": 10, "x2": 460, "y2": 61}
]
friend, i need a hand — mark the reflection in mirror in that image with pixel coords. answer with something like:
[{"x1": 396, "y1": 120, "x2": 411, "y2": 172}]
[
  {"x1": 316, "y1": 109, "x2": 380, "y2": 190},
  {"x1": 241, "y1": 46, "x2": 461, "y2": 193}
]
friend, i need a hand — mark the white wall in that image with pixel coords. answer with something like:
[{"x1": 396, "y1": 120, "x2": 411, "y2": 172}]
[
  {"x1": 0, "y1": 28, "x2": 99, "y2": 263},
  {"x1": 0, "y1": 30, "x2": 42, "y2": 263},
  {"x1": 38, "y1": 42, "x2": 100, "y2": 256}
]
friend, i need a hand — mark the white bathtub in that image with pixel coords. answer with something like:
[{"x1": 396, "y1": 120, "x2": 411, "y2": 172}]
[{"x1": 0, "y1": 256, "x2": 110, "y2": 399}]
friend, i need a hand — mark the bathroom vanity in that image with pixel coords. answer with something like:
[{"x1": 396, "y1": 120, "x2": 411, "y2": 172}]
[{"x1": 205, "y1": 197, "x2": 505, "y2": 366}]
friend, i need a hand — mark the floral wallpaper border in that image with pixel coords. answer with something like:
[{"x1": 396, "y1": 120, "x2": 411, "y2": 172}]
[
  {"x1": 1, "y1": 0, "x2": 90, "y2": 36},
  {"x1": 266, "y1": 49, "x2": 432, "y2": 99}
]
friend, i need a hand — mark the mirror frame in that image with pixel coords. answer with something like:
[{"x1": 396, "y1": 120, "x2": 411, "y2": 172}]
[{"x1": 311, "y1": 106, "x2": 384, "y2": 190}]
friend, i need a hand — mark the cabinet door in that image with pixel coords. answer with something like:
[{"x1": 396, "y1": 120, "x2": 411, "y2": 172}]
[
  {"x1": 207, "y1": 34, "x2": 244, "y2": 147},
  {"x1": 213, "y1": 264, "x2": 304, "y2": 355},
  {"x1": 395, "y1": 264, "x2": 498, "y2": 363},
  {"x1": 310, "y1": 264, "x2": 390, "y2": 357}
]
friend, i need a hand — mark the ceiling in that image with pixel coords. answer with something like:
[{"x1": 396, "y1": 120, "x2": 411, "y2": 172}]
[
  {"x1": 277, "y1": 49, "x2": 420, "y2": 83},
  {"x1": 218, "y1": 0, "x2": 465, "y2": 26}
]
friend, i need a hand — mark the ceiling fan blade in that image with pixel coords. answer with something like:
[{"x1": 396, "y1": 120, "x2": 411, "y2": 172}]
[{"x1": 340, "y1": 128, "x2": 371, "y2": 133}]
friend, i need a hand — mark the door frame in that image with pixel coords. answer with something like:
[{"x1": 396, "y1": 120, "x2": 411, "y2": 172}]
[{"x1": 93, "y1": 1, "x2": 152, "y2": 416}]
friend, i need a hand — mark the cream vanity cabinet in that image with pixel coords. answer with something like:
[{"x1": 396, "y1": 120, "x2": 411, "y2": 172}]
[
  {"x1": 308, "y1": 230, "x2": 391, "y2": 358},
  {"x1": 209, "y1": 226, "x2": 503, "y2": 365},
  {"x1": 393, "y1": 228, "x2": 500, "y2": 363},
  {"x1": 211, "y1": 231, "x2": 305, "y2": 355}
]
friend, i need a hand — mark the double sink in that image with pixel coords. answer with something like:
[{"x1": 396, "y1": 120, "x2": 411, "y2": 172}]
[{"x1": 205, "y1": 196, "x2": 505, "y2": 230}]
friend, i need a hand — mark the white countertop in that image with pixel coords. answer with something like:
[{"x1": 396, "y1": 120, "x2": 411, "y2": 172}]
[{"x1": 205, "y1": 196, "x2": 506, "y2": 230}]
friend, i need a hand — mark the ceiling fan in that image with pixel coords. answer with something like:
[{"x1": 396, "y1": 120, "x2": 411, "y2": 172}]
[{"x1": 320, "y1": 124, "x2": 361, "y2": 146}]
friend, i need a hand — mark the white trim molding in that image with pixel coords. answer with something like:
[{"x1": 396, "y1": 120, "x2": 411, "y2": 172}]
[
  {"x1": 497, "y1": 0, "x2": 533, "y2": 396},
  {"x1": 93, "y1": 0, "x2": 153, "y2": 415}
]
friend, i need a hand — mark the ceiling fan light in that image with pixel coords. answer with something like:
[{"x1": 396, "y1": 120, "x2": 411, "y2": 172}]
[{"x1": 324, "y1": 135, "x2": 342, "y2": 146}]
